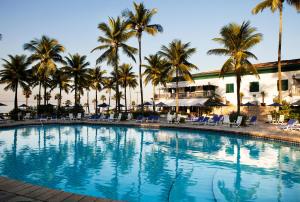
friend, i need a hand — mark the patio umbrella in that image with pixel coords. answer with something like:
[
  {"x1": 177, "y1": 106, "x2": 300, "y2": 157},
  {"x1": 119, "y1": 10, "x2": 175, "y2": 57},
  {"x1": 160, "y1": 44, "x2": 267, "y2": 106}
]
[
  {"x1": 156, "y1": 102, "x2": 168, "y2": 107},
  {"x1": 204, "y1": 100, "x2": 227, "y2": 107},
  {"x1": 241, "y1": 102, "x2": 257, "y2": 107},
  {"x1": 0, "y1": 103, "x2": 7, "y2": 106},
  {"x1": 19, "y1": 104, "x2": 28, "y2": 108},
  {"x1": 268, "y1": 102, "x2": 282, "y2": 107},
  {"x1": 98, "y1": 103, "x2": 109, "y2": 108},
  {"x1": 144, "y1": 102, "x2": 152, "y2": 106}
]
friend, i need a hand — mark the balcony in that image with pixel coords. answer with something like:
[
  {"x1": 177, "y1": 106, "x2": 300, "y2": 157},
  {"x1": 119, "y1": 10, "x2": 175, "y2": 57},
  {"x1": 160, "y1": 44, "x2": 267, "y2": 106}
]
[{"x1": 155, "y1": 90, "x2": 215, "y2": 100}]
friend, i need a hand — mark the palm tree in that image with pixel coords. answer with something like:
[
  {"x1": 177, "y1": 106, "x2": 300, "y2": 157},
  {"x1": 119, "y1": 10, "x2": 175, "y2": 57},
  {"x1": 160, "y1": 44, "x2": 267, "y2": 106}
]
[
  {"x1": 89, "y1": 67, "x2": 107, "y2": 114},
  {"x1": 24, "y1": 35, "x2": 65, "y2": 105},
  {"x1": 252, "y1": 0, "x2": 300, "y2": 104},
  {"x1": 103, "y1": 77, "x2": 115, "y2": 111},
  {"x1": 54, "y1": 93, "x2": 61, "y2": 107},
  {"x1": 207, "y1": 21, "x2": 263, "y2": 114},
  {"x1": 34, "y1": 94, "x2": 42, "y2": 107},
  {"x1": 127, "y1": 76, "x2": 138, "y2": 110},
  {"x1": 65, "y1": 100, "x2": 72, "y2": 106},
  {"x1": 119, "y1": 64, "x2": 137, "y2": 112},
  {"x1": 51, "y1": 69, "x2": 71, "y2": 108},
  {"x1": 158, "y1": 40, "x2": 197, "y2": 116},
  {"x1": 143, "y1": 54, "x2": 169, "y2": 111},
  {"x1": 63, "y1": 53, "x2": 90, "y2": 106},
  {"x1": 123, "y1": 2, "x2": 163, "y2": 111},
  {"x1": 23, "y1": 87, "x2": 32, "y2": 106},
  {"x1": 91, "y1": 17, "x2": 137, "y2": 112},
  {"x1": 0, "y1": 55, "x2": 30, "y2": 114},
  {"x1": 45, "y1": 92, "x2": 51, "y2": 105}
]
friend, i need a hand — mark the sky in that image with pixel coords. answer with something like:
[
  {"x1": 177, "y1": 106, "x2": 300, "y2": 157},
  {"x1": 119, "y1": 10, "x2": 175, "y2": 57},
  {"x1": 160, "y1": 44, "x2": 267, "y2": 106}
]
[{"x1": 0, "y1": 0, "x2": 300, "y2": 112}]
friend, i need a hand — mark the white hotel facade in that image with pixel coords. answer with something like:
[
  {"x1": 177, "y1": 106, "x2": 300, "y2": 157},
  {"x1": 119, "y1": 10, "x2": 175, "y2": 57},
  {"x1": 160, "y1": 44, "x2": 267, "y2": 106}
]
[{"x1": 155, "y1": 59, "x2": 300, "y2": 110}]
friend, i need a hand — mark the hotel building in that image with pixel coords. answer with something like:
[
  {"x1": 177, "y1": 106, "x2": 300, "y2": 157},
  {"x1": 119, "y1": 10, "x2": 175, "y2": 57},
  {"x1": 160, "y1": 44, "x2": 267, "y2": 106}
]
[{"x1": 155, "y1": 59, "x2": 300, "y2": 111}]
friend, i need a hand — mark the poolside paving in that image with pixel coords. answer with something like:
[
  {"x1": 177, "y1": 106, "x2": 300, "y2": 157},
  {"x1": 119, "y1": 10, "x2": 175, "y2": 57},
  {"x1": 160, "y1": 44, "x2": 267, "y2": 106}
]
[{"x1": 0, "y1": 176, "x2": 119, "y2": 202}]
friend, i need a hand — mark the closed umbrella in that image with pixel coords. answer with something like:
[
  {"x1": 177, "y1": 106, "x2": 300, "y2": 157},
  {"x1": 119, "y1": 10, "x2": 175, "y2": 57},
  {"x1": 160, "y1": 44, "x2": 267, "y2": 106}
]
[{"x1": 0, "y1": 103, "x2": 7, "y2": 106}]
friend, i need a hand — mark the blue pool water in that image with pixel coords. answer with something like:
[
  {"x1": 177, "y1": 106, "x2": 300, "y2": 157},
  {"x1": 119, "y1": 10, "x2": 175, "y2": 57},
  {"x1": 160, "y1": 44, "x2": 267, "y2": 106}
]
[{"x1": 0, "y1": 125, "x2": 299, "y2": 201}]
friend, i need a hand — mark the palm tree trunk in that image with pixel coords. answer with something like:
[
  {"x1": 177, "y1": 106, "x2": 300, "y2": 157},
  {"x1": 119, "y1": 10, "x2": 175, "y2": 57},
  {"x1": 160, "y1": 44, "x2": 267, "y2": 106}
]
[
  {"x1": 277, "y1": 4, "x2": 283, "y2": 104},
  {"x1": 38, "y1": 82, "x2": 41, "y2": 106},
  {"x1": 14, "y1": 83, "x2": 18, "y2": 111},
  {"x1": 153, "y1": 85, "x2": 156, "y2": 112},
  {"x1": 129, "y1": 87, "x2": 132, "y2": 111},
  {"x1": 75, "y1": 76, "x2": 78, "y2": 106},
  {"x1": 236, "y1": 73, "x2": 241, "y2": 115},
  {"x1": 59, "y1": 87, "x2": 62, "y2": 108},
  {"x1": 43, "y1": 84, "x2": 46, "y2": 105},
  {"x1": 108, "y1": 90, "x2": 111, "y2": 112},
  {"x1": 138, "y1": 34, "x2": 144, "y2": 113},
  {"x1": 176, "y1": 69, "x2": 179, "y2": 117},
  {"x1": 87, "y1": 90, "x2": 90, "y2": 114},
  {"x1": 25, "y1": 97, "x2": 28, "y2": 106},
  {"x1": 95, "y1": 90, "x2": 98, "y2": 114},
  {"x1": 124, "y1": 81, "x2": 127, "y2": 112}
]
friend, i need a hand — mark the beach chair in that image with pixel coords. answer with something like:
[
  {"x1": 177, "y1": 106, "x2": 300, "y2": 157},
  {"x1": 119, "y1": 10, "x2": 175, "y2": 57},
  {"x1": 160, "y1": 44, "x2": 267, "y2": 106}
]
[
  {"x1": 223, "y1": 115, "x2": 231, "y2": 126},
  {"x1": 232, "y1": 116, "x2": 243, "y2": 127},
  {"x1": 278, "y1": 119, "x2": 297, "y2": 130},
  {"x1": 76, "y1": 113, "x2": 82, "y2": 120},
  {"x1": 167, "y1": 113, "x2": 174, "y2": 124},
  {"x1": 51, "y1": 115, "x2": 58, "y2": 121},
  {"x1": 127, "y1": 113, "x2": 132, "y2": 121},
  {"x1": 207, "y1": 116, "x2": 221, "y2": 126},
  {"x1": 278, "y1": 115, "x2": 285, "y2": 125},
  {"x1": 39, "y1": 115, "x2": 48, "y2": 122},
  {"x1": 67, "y1": 113, "x2": 75, "y2": 120},
  {"x1": 146, "y1": 115, "x2": 154, "y2": 123},
  {"x1": 267, "y1": 115, "x2": 275, "y2": 124},
  {"x1": 192, "y1": 116, "x2": 204, "y2": 125},
  {"x1": 107, "y1": 114, "x2": 115, "y2": 122},
  {"x1": 136, "y1": 115, "x2": 144, "y2": 123},
  {"x1": 24, "y1": 113, "x2": 31, "y2": 120},
  {"x1": 198, "y1": 117, "x2": 209, "y2": 125},
  {"x1": 115, "y1": 113, "x2": 122, "y2": 122},
  {"x1": 153, "y1": 115, "x2": 160, "y2": 123},
  {"x1": 247, "y1": 116, "x2": 257, "y2": 125}
]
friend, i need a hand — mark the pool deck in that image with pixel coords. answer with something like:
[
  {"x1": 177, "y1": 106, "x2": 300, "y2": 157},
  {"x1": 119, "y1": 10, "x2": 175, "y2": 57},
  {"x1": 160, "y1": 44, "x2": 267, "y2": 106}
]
[
  {"x1": 0, "y1": 119, "x2": 300, "y2": 201},
  {"x1": 1, "y1": 119, "x2": 300, "y2": 145},
  {"x1": 0, "y1": 176, "x2": 119, "y2": 202}
]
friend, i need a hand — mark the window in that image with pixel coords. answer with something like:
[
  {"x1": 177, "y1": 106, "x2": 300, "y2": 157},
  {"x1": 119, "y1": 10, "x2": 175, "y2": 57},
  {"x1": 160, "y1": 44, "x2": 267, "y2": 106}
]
[
  {"x1": 277, "y1": 79, "x2": 289, "y2": 91},
  {"x1": 249, "y1": 82, "x2": 259, "y2": 92},
  {"x1": 226, "y1": 83, "x2": 234, "y2": 93}
]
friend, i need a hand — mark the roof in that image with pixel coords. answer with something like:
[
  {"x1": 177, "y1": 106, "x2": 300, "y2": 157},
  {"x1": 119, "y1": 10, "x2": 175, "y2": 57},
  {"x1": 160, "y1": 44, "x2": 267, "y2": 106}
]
[{"x1": 191, "y1": 59, "x2": 300, "y2": 80}]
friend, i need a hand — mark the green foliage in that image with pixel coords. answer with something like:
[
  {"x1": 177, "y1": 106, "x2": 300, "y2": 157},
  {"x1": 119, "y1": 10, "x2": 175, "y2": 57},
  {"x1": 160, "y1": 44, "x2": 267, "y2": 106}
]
[{"x1": 229, "y1": 111, "x2": 248, "y2": 126}]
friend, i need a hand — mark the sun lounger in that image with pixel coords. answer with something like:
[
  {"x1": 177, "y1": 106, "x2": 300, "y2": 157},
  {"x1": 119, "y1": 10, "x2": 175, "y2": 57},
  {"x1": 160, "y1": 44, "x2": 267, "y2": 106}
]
[
  {"x1": 76, "y1": 113, "x2": 82, "y2": 120},
  {"x1": 107, "y1": 114, "x2": 115, "y2": 122},
  {"x1": 191, "y1": 116, "x2": 204, "y2": 125},
  {"x1": 247, "y1": 116, "x2": 257, "y2": 125},
  {"x1": 167, "y1": 113, "x2": 174, "y2": 123},
  {"x1": 127, "y1": 113, "x2": 132, "y2": 121},
  {"x1": 222, "y1": 115, "x2": 232, "y2": 126},
  {"x1": 277, "y1": 115, "x2": 284, "y2": 125},
  {"x1": 198, "y1": 117, "x2": 209, "y2": 125},
  {"x1": 267, "y1": 115, "x2": 276, "y2": 124},
  {"x1": 115, "y1": 114, "x2": 122, "y2": 122},
  {"x1": 232, "y1": 116, "x2": 243, "y2": 127},
  {"x1": 207, "y1": 115, "x2": 221, "y2": 126},
  {"x1": 24, "y1": 113, "x2": 31, "y2": 120},
  {"x1": 39, "y1": 115, "x2": 48, "y2": 122},
  {"x1": 278, "y1": 119, "x2": 297, "y2": 130},
  {"x1": 136, "y1": 115, "x2": 144, "y2": 123},
  {"x1": 152, "y1": 115, "x2": 160, "y2": 123}
]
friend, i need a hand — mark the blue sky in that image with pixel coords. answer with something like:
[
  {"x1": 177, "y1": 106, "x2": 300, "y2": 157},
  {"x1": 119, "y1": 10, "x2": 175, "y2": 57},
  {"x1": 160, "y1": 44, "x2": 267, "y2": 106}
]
[{"x1": 0, "y1": 0, "x2": 300, "y2": 110}]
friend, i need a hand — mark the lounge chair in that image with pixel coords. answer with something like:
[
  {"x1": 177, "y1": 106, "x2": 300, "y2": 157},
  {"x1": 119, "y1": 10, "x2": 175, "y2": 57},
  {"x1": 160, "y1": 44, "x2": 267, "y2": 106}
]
[
  {"x1": 277, "y1": 115, "x2": 285, "y2": 125},
  {"x1": 198, "y1": 117, "x2": 209, "y2": 125},
  {"x1": 66, "y1": 113, "x2": 75, "y2": 120},
  {"x1": 76, "y1": 113, "x2": 82, "y2": 120},
  {"x1": 247, "y1": 116, "x2": 257, "y2": 125},
  {"x1": 115, "y1": 113, "x2": 122, "y2": 122},
  {"x1": 223, "y1": 115, "x2": 232, "y2": 126},
  {"x1": 191, "y1": 116, "x2": 204, "y2": 125},
  {"x1": 152, "y1": 115, "x2": 160, "y2": 123},
  {"x1": 136, "y1": 115, "x2": 144, "y2": 123},
  {"x1": 39, "y1": 115, "x2": 48, "y2": 122},
  {"x1": 146, "y1": 115, "x2": 154, "y2": 123},
  {"x1": 278, "y1": 119, "x2": 297, "y2": 130},
  {"x1": 107, "y1": 114, "x2": 115, "y2": 122},
  {"x1": 0, "y1": 117, "x2": 9, "y2": 124},
  {"x1": 267, "y1": 115, "x2": 276, "y2": 124},
  {"x1": 51, "y1": 115, "x2": 58, "y2": 121},
  {"x1": 24, "y1": 113, "x2": 31, "y2": 120},
  {"x1": 167, "y1": 113, "x2": 174, "y2": 124},
  {"x1": 89, "y1": 114, "x2": 98, "y2": 121},
  {"x1": 207, "y1": 116, "x2": 221, "y2": 126},
  {"x1": 127, "y1": 113, "x2": 132, "y2": 121},
  {"x1": 232, "y1": 116, "x2": 243, "y2": 127}
]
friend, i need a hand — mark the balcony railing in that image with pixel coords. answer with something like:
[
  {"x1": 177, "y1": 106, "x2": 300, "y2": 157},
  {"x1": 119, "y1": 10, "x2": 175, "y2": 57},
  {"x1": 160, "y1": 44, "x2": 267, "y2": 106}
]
[{"x1": 155, "y1": 91, "x2": 215, "y2": 100}]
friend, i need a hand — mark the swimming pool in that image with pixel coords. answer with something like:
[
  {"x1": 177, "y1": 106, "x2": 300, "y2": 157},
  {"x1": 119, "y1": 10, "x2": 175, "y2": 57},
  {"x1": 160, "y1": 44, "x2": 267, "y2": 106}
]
[{"x1": 0, "y1": 124, "x2": 299, "y2": 201}]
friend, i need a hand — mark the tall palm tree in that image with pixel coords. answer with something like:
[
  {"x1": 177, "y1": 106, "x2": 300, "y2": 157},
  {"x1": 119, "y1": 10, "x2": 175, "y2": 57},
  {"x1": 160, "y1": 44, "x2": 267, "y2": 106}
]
[
  {"x1": 103, "y1": 77, "x2": 115, "y2": 111},
  {"x1": 91, "y1": 17, "x2": 137, "y2": 112},
  {"x1": 207, "y1": 21, "x2": 263, "y2": 115},
  {"x1": 119, "y1": 64, "x2": 137, "y2": 112},
  {"x1": 143, "y1": 54, "x2": 169, "y2": 111},
  {"x1": 23, "y1": 87, "x2": 32, "y2": 106},
  {"x1": 45, "y1": 92, "x2": 51, "y2": 105},
  {"x1": 158, "y1": 40, "x2": 197, "y2": 116},
  {"x1": 51, "y1": 69, "x2": 71, "y2": 108},
  {"x1": 127, "y1": 75, "x2": 138, "y2": 111},
  {"x1": 34, "y1": 94, "x2": 42, "y2": 107},
  {"x1": 0, "y1": 55, "x2": 30, "y2": 114},
  {"x1": 252, "y1": 0, "x2": 300, "y2": 104},
  {"x1": 63, "y1": 53, "x2": 90, "y2": 106},
  {"x1": 24, "y1": 35, "x2": 65, "y2": 105},
  {"x1": 123, "y1": 2, "x2": 163, "y2": 111},
  {"x1": 89, "y1": 67, "x2": 107, "y2": 114}
]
